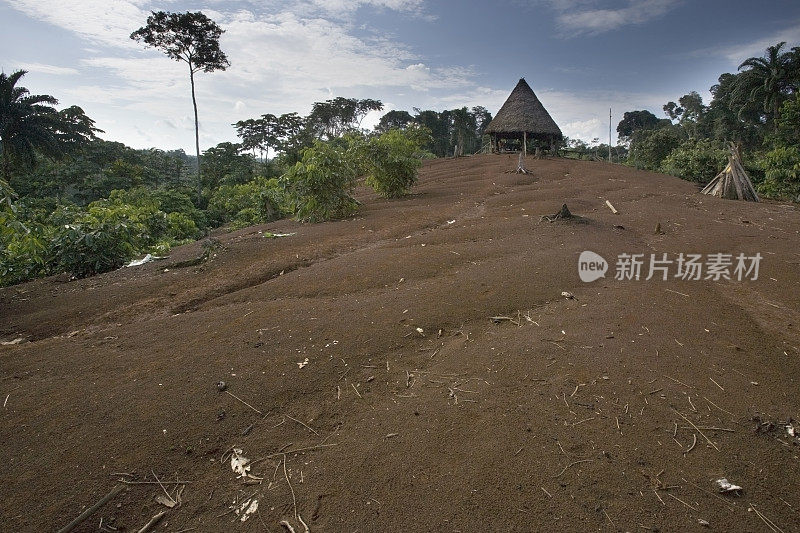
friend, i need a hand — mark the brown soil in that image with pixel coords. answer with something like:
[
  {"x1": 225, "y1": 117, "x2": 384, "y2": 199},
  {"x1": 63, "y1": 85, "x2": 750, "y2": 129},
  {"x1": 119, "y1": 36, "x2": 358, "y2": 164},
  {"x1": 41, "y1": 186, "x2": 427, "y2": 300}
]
[{"x1": 2, "y1": 154, "x2": 799, "y2": 532}]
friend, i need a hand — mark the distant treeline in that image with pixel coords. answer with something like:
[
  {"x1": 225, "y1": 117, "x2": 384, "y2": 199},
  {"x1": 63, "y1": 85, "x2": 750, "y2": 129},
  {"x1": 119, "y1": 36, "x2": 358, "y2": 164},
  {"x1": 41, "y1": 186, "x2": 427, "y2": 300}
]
[
  {"x1": 613, "y1": 41, "x2": 800, "y2": 201},
  {"x1": 0, "y1": 68, "x2": 494, "y2": 286}
]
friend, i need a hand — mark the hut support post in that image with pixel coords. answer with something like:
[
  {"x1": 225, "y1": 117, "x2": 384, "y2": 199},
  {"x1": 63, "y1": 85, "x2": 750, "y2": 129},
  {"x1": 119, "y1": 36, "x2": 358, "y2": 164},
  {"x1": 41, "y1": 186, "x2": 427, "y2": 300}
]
[{"x1": 523, "y1": 131, "x2": 527, "y2": 156}]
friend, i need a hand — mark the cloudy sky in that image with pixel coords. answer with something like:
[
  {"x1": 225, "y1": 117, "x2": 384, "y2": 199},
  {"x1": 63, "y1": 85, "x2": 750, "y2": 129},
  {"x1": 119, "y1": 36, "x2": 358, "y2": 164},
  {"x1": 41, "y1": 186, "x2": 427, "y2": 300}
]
[{"x1": 2, "y1": 0, "x2": 800, "y2": 152}]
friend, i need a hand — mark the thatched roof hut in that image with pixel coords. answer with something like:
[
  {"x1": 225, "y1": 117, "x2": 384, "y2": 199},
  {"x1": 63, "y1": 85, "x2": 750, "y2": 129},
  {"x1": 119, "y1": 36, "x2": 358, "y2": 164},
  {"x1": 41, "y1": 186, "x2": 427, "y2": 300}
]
[{"x1": 485, "y1": 78, "x2": 562, "y2": 153}]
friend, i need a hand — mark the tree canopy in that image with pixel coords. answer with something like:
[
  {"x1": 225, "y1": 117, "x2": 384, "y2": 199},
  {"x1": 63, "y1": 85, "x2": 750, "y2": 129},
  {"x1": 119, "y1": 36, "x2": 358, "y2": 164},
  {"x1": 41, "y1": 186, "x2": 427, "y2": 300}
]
[{"x1": 130, "y1": 11, "x2": 230, "y2": 73}]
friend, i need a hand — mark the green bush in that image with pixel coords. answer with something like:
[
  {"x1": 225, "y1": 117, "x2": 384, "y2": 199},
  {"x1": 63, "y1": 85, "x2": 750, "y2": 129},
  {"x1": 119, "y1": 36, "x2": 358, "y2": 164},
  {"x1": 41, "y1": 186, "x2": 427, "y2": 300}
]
[
  {"x1": 166, "y1": 211, "x2": 201, "y2": 241},
  {"x1": 0, "y1": 222, "x2": 52, "y2": 286},
  {"x1": 757, "y1": 146, "x2": 800, "y2": 200},
  {"x1": 50, "y1": 217, "x2": 141, "y2": 278},
  {"x1": 108, "y1": 187, "x2": 207, "y2": 230},
  {"x1": 283, "y1": 141, "x2": 359, "y2": 222},
  {"x1": 660, "y1": 139, "x2": 727, "y2": 184},
  {"x1": 207, "y1": 178, "x2": 285, "y2": 229},
  {"x1": 358, "y1": 128, "x2": 424, "y2": 198},
  {"x1": 628, "y1": 127, "x2": 683, "y2": 171}
]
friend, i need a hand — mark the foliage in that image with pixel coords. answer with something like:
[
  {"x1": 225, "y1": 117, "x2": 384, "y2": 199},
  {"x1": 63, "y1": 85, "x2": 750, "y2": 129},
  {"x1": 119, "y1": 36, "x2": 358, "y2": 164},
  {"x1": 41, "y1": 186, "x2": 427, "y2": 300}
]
[
  {"x1": 732, "y1": 42, "x2": 799, "y2": 129},
  {"x1": 283, "y1": 140, "x2": 359, "y2": 222},
  {"x1": 202, "y1": 142, "x2": 255, "y2": 189},
  {"x1": 663, "y1": 91, "x2": 706, "y2": 139},
  {"x1": 627, "y1": 127, "x2": 683, "y2": 171},
  {"x1": 357, "y1": 128, "x2": 427, "y2": 198},
  {"x1": 757, "y1": 146, "x2": 800, "y2": 200},
  {"x1": 107, "y1": 187, "x2": 207, "y2": 232},
  {"x1": 130, "y1": 11, "x2": 230, "y2": 72},
  {"x1": 376, "y1": 110, "x2": 414, "y2": 133},
  {"x1": 772, "y1": 93, "x2": 800, "y2": 147},
  {"x1": 50, "y1": 207, "x2": 147, "y2": 278},
  {"x1": 659, "y1": 139, "x2": 727, "y2": 184},
  {"x1": 207, "y1": 178, "x2": 286, "y2": 229},
  {"x1": 616, "y1": 110, "x2": 666, "y2": 142},
  {"x1": 0, "y1": 70, "x2": 100, "y2": 183},
  {"x1": 306, "y1": 97, "x2": 383, "y2": 140}
]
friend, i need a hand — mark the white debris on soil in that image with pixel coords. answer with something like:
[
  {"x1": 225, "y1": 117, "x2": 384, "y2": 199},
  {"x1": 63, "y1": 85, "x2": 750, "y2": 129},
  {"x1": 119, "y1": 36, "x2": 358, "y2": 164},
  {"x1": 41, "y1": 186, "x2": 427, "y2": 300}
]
[
  {"x1": 1, "y1": 337, "x2": 25, "y2": 346},
  {"x1": 297, "y1": 358, "x2": 309, "y2": 369},
  {"x1": 561, "y1": 291, "x2": 575, "y2": 299},
  {"x1": 715, "y1": 478, "x2": 743, "y2": 494},
  {"x1": 155, "y1": 494, "x2": 176, "y2": 508},
  {"x1": 787, "y1": 421, "x2": 799, "y2": 443},
  {"x1": 125, "y1": 254, "x2": 166, "y2": 267},
  {"x1": 233, "y1": 497, "x2": 258, "y2": 522},
  {"x1": 230, "y1": 448, "x2": 251, "y2": 478}
]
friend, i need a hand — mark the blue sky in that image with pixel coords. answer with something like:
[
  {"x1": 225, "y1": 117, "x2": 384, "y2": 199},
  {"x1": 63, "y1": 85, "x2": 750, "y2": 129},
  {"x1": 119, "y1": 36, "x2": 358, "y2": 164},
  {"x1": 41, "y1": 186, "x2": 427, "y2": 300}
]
[{"x1": 2, "y1": 0, "x2": 800, "y2": 152}]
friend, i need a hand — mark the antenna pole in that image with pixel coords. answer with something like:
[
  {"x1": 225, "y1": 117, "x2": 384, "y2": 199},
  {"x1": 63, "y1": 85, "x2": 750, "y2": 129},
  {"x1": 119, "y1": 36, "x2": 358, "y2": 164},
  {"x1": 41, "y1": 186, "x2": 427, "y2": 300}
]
[{"x1": 608, "y1": 107, "x2": 612, "y2": 162}]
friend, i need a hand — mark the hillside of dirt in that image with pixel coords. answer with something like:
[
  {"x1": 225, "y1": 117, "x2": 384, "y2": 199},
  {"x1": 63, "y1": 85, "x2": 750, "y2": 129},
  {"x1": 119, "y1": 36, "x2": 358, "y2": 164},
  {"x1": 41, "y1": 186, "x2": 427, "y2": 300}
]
[{"x1": 2, "y1": 154, "x2": 799, "y2": 532}]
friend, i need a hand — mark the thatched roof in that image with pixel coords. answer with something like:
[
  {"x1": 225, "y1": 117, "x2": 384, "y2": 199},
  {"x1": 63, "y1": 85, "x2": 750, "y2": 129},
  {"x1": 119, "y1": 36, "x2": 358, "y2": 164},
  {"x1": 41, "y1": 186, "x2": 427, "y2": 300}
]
[{"x1": 485, "y1": 78, "x2": 562, "y2": 137}]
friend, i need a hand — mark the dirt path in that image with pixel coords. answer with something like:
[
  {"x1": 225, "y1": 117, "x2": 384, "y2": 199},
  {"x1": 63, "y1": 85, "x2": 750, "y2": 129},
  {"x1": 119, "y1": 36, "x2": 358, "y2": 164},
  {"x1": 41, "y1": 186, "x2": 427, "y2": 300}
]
[{"x1": 2, "y1": 154, "x2": 799, "y2": 532}]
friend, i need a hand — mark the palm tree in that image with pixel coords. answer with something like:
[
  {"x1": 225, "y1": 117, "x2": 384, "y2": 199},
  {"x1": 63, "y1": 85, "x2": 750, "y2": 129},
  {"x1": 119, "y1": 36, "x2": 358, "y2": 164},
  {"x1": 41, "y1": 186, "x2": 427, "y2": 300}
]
[
  {"x1": 0, "y1": 70, "x2": 61, "y2": 182},
  {"x1": 734, "y1": 42, "x2": 798, "y2": 129}
]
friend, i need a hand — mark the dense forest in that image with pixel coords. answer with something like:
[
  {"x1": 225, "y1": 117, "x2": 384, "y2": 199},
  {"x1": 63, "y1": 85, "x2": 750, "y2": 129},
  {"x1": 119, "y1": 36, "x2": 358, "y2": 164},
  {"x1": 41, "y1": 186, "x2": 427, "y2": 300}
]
[
  {"x1": 1, "y1": 9, "x2": 798, "y2": 287},
  {"x1": 610, "y1": 41, "x2": 800, "y2": 200}
]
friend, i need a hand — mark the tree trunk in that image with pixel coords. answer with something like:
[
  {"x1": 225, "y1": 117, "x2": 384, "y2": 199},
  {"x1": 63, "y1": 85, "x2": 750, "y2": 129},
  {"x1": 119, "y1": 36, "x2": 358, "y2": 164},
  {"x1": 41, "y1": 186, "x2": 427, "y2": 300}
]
[
  {"x1": 189, "y1": 64, "x2": 201, "y2": 204},
  {"x1": 1, "y1": 147, "x2": 10, "y2": 184}
]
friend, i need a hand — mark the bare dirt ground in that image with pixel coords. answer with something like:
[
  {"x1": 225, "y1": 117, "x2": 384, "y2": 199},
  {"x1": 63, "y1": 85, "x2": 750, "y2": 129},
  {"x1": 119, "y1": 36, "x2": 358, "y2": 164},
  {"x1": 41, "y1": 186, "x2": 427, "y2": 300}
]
[{"x1": 2, "y1": 154, "x2": 799, "y2": 532}]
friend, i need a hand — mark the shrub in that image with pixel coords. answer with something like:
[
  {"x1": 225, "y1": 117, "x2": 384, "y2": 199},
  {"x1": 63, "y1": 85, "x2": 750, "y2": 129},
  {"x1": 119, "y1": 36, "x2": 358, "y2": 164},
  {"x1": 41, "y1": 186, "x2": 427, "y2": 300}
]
[
  {"x1": 283, "y1": 141, "x2": 359, "y2": 222},
  {"x1": 660, "y1": 139, "x2": 727, "y2": 184},
  {"x1": 757, "y1": 146, "x2": 800, "y2": 201},
  {"x1": 628, "y1": 127, "x2": 683, "y2": 171},
  {"x1": 207, "y1": 178, "x2": 285, "y2": 229},
  {"x1": 108, "y1": 187, "x2": 207, "y2": 230},
  {"x1": 51, "y1": 212, "x2": 145, "y2": 278},
  {"x1": 0, "y1": 222, "x2": 52, "y2": 286},
  {"x1": 358, "y1": 128, "x2": 424, "y2": 198},
  {"x1": 166, "y1": 211, "x2": 201, "y2": 241}
]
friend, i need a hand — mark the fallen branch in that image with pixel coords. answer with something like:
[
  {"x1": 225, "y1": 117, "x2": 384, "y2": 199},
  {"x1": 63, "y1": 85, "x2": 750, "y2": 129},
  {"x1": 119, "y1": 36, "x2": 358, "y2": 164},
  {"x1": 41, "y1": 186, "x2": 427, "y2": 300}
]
[
  {"x1": 750, "y1": 503, "x2": 784, "y2": 533},
  {"x1": 553, "y1": 459, "x2": 593, "y2": 478},
  {"x1": 684, "y1": 433, "x2": 697, "y2": 455},
  {"x1": 137, "y1": 511, "x2": 167, "y2": 533},
  {"x1": 225, "y1": 390, "x2": 263, "y2": 415},
  {"x1": 673, "y1": 409, "x2": 719, "y2": 451},
  {"x1": 57, "y1": 485, "x2": 125, "y2": 533},
  {"x1": 283, "y1": 455, "x2": 297, "y2": 519},
  {"x1": 285, "y1": 415, "x2": 318, "y2": 435}
]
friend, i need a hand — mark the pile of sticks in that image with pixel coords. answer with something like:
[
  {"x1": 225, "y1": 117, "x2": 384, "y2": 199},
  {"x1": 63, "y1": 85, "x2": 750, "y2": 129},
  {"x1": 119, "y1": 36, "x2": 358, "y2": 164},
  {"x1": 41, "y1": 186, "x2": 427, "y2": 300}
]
[{"x1": 701, "y1": 143, "x2": 759, "y2": 201}]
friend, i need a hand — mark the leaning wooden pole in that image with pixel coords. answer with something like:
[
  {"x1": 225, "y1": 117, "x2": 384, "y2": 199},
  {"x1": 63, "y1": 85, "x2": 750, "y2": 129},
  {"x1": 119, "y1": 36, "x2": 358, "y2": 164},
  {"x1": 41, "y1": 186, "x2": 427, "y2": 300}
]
[{"x1": 57, "y1": 485, "x2": 125, "y2": 533}]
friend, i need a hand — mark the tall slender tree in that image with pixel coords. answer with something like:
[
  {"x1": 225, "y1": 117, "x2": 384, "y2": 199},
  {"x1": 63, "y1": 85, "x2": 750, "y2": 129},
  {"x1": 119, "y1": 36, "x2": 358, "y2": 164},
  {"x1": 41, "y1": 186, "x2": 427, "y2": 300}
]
[{"x1": 131, "y1": 11, "x2": 230, "y2": 203}]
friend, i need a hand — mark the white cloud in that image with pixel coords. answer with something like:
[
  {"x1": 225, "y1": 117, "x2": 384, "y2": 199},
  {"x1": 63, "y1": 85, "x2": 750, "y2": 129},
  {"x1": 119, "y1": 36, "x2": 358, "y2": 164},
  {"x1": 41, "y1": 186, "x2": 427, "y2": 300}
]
[
  {"x1": 562, "y1": 118, "x2": 601, "y2": 140},
  {"x1": 6, "y1": 0, "x2": 461, "y2": 150},
  {"x1": 6, "y1": 0, "x2": 146, "y2": 49},
  {"x1": 716, "y1": 23, "x2": 800, "y2": 65},
  {"x1": 533, "y1": 0, "x2": 680, "y2": 36},
  {"x1": 6, "y1": 61, "x2": 79, "y2": 76},
  {"x1": 539, "y1": 88, "x2": 671, "y2": 143},
  {"x1": 4, "y1": 0, "x2": 672, "y2": 150}
]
